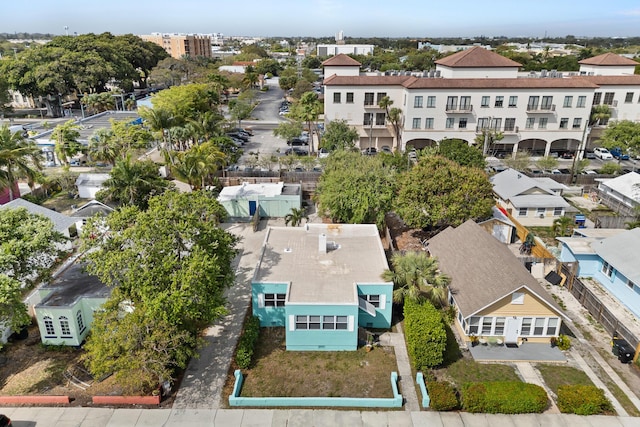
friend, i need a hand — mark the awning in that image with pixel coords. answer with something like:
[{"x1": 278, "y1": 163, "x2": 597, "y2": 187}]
[{"x1": 358, "y1": 297, "x2": 377, "y2": 317}]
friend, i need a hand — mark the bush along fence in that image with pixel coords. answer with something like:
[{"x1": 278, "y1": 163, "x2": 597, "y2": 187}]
[
  {"x1": 461, "y1": 382, "x2": 547, "y2": 414},
  {"x1": 229, "y1": 370, "x2": 403, "y2": 408},
  {"x1": 235, "y1": 315, "x2": 260, "y2": 369}
]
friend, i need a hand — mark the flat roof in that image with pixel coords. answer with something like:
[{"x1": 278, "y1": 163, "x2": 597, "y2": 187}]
[
  {"x1": 254, "y1": 224, "x2": 391, "y2": 304},
  {"x1": 218, "y1": 182, "x2": 290, "y2": 201},
  {"x1": 37, "y1": 261, "x2": 110, "y2": 308}
]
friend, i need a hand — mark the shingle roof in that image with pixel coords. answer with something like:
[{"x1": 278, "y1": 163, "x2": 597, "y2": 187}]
[
  {"x1": 0, "y1": 198, "x2": 76, "y2": 233},
  {"x1": 70, "y1": 200, "x2": 114, "y2": 219},
  {"x1": 427, "y1": 220, "x2": 566, "y2": 318},
  {"x1": 592, "y1": 228, "x2": 640, "y2": 284},
  {"x1": 321, "y1": 54, "x2": 361, "y2": 67},
  {"x1": 579, "y1": 52, "x2": 639, "y2": 66},
  {"x1": 509, "y1": 194, "x2": 570, "y2": 209},
  {"x1": 598, "y1": 171, "x2": 640, "y2": 203},
  {"x1": 435, "y1": 46, "x2": 522, "y2": 68},
  {"x1": 490, "y1": 168, "x2": 555, "y2": 199}
]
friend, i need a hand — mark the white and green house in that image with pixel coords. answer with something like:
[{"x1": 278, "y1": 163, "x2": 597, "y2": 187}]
[
  {"x1": 252, "y1": 224, "x2": 393, "y2": 351},
  {"x1": 218, "y1": 182, "x2": 302, "y2": 219},
  {"x1": 33, "y1": 261, "x2": 110, "y2": 346}
]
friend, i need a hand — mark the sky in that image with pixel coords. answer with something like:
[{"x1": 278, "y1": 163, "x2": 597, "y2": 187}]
[{"x1": 2, "y1": 0, "x2": 640, "y2": 39}]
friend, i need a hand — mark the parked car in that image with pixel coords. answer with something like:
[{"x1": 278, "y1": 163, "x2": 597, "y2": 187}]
[
  {"x1": 610, "y1": 147, "x2": 630, "y2": 160},
  {"x1": 593, "y1": 147, "x2": 614, "y2": 160},
  {"x1": 287, "y1": 138, "x2": 308, "y2": 146},
  {"x1": 285, "y1": 147, "x2": 308, "y2": 156},
  {"x1": 585, "y1": 151, "x2": 597, "y2": 159},
  {"x1": 362, "y1": 147, "x2": 377, "y2": 156},
  {"x1": 299, "y1": 131, "x2": 309, "y2": 143},
  {"x1": 228, "y1": 127, "x2": 253, "y2": 136},
  {"x1": 317, "y1": 147, "x2": 330, "y2": 159},
  {"x1": 561, "y1": 152, "x2": 574, "y2": 159},
  {"x1": 380, "y1": 145, "x2": 392, "y2": 154},
  {"x1": 582, "y1": 169, "x2": 597, "y2": 175},
  {"x1": 0, "y1": 414, "x2": 10, "y2": 427},
  {"x1": 227, "y1": 132, "x2": 249, "y2": 142}
]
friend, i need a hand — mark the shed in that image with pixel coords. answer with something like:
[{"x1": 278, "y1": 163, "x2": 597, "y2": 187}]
[
  {"x1": 75, "y1": 173, "x2": 110, "y2": 199},
  {"x1": 218, "y1": 182, "x2": 302, "y2": 218}
]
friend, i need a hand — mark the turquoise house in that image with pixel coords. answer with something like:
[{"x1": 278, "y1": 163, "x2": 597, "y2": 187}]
[
  {"x1": 218, "y1": 182, "x2": 301, "y2": 218},
  {"x1": 33, "y1": 261, "x2": 110, "y2": 346},
  {"x1": 252, "y1": 224, "x2": 393, "y2": 351}
]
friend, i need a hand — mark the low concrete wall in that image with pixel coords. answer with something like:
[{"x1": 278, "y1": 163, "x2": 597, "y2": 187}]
[
  {"x1": 92, "y1": 395, "x2": 160, "y2": 405},
  {"x1": 0, "y1": 395, "x2": 70, "y2": 405},
  {"x1": 229, "y1": 370, "x2": 403, "y2": 408},
  {"x1": 416, "y1": 372, "x2": 430, "y2": 408}
]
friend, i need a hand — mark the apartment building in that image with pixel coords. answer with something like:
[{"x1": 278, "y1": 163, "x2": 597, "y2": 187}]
[
  {"x1": 140, "y1": 33, "x2": 212, "y2": 59},
  {"x1": 322, "y1": 47, "x2": 640, "y2": 157}
]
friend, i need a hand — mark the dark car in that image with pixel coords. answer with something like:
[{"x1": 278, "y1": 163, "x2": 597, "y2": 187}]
[
  {"x1": 227, "y1": 132, "x2": 249, "y2": 142},
  {"x1": 0, "y1": 414, "x2": 10, "y2": 426},
  {"x1": 561, "y1": 152, "x2": 574, "y2": 159},
  {"x1": 362, "y1": 147, "x2": 377, "y2": 156},
  {"x1": 228, "y1": 127, "x2": 253, "y2": 136},
  {"x1": 287, "y1": 138, "x2": 308, "y2": 146},
  {"x1": 285, "y1": 147, "x2": 308, "y2": 156}
]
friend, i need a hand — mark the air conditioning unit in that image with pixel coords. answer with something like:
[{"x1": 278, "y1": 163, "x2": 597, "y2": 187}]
[{"x1": 539, "y1": 214, "x2": 545, "y2": 219}]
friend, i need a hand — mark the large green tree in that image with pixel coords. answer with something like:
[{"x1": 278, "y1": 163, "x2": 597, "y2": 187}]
[
  {"x1": 166, "y1": 141, "x2": 226, "y2": 190},
  {"x1": 394, "y1": 156, "x2": 494, "y2": 229},
  {"x1": 599, "y1": 120, "x2": 640, "y2": 159},
  {"x1": 81, "y1": 191, "x2": 237, "y2": 392},
  {"x1": 290, "y1": 92, "x2": 322, "y2": 154},
  {"x1": 438, "y1": 139, "x2": 486, "y2": 169},
  {"x1": 88, "y1": 119, "x2": 154, "y2": 165},
  {"x1": 321, "y1": 120, "x2": 359, "y2": 152},
  {"x1": 316, "y1": 150, "x2": 397, "y2": 228},
  {"x1": 0, "y1": 124, "x2": 42, "y2": 201}
]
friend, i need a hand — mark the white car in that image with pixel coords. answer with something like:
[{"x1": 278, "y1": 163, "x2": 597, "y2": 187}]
[{"x1": 593, "y1": 147, "x2": 613, "y2": 160}]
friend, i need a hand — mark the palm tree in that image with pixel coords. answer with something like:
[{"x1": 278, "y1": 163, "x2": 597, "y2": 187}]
[
  {"x1": 0, "y1": 124, "x2": 43, "y2": 201},
  {"x1": 284, "y1": 207, "x2": 308, "y2": 227},
  {"x1": 295, "y1": 92, "x2": 322, "y2": 155},
  {"x1": 552, "y1": 216, "x2": 574, "y2": 237},
  {"x1": 88, "y1": 128, "x2": 119, "y2": 166},
  {"x1": 166, "y1": 141, "x2": 226, "y2": 190},
  {"x1": 378, "y1": 96, "x2": 403, "y2": 152},
  {"x1": 381, "y1": 251, "x2": 450, "y2": 306},
  {"x1": 139, "y1": 106, "x2": 175, "y2": 149},
  {"x1": 590, "y1": 104, "x2": 611, "y2": 126},
  {"x1": 51, "y1": 120, "x2": 82, "y2": 166}
]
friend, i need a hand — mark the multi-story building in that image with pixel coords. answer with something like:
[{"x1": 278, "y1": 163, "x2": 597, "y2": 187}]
[
  {"x1": 140, "y1": 33, "x2": 212, "y2": 59},
  {"x1": 322, "y1": 47, "x2": 640, "y2": 157}
]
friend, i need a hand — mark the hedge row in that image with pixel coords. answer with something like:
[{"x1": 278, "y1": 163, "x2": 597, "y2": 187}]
[
  {"x1": 557, "y1": 385, "x2": 613, "y2": 415},
  {"x1": 235, "y1": 315, "x2": 261, "y2": 369},
  {"x1": 404, "y1": 299, "x2": 447, "y2": 370},
  {"x1": 461, "y1": 381, "x2": 548, "y2": 413},
  {"x1": 427, "y1": 381, "x2": 459, "y2": 411}
]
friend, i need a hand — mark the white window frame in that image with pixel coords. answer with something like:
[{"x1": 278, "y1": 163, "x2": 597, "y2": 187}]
[
  {"x1": 346, "y1": 92, "x2": 354, "y2": 103},
  {"x1": 508, "y1": 96, "x2": 518, "y2": 107},
  {"x1": 445, "y1": 118, "x2": 454, "y2": 129},
  {"x1": 59, "y1": 316, "x2": 72, "y2": 337},
  {"x1": 44, "y1": 316, "x2": 56, "y2": 337},
  {"x1": 537, "y1": 207, "x2": 546, "y2": 216},
  {"x1": 458, "y1": 118, "x2": 467, "y2": 129},
  {"x1": 577, "y1": 96, "x2": 586, "y2": 108},
  {"x1": 553, "y1": 207, "x2": 563, "y2": 216},
  {"x1": 412, "y1": 118, "x2": 421, "y2": 129},
  {"x1": 481, "y1": 96, "x2": 490, "y2": 107},
  {"x1": 414, "y1": 96, "x2": 423, "y2": 108},
  {"x1": 76, "y1": 311, "x2": 86, "y2": 334},
  {"x1": 563, "y1": 96, "x2": 573, "y2": 108},
  {"x1": 511, "y1": 292, "x2": 525, "y2": 304},
  {"x1": 425, "y1": 118, "x2": 434, "y2": 129},
  {"x1": 518, "y1": 208, "x2": 527, "y2": 217},
  {"x1": 468, "y1": 316, "x2": 480, "y2": 335},
  {"x1": 521, "y1": 317, "x2": 532, "y2": 335},
  {"x1": 525, "y1": 117, "x2": 535, "y2": 129},
  {"x1": 546, "y1": 318, "x2": 559, "y2": 335},
  {"x1": 602, "y1": 261, "x2": 614, "y2": 278},
  {"x1": 333, "y1": 92, "x2": 341, "y2": 104},
  {"x1": 426, "y1": 96, "x2": 436, "y2": 108}
]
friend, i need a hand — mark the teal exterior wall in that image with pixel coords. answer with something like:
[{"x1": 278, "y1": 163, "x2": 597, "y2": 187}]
[
  {"x1": 285, "y1": 304, "x2": 359, "y2": 351},
  {"x1": 229, "y1": 370, "x2": 403, "y2": 408},
  {"x1": 221, "y1": 193, "x2": 301, "y2": 218},
  {"x1": 35, "y1": 297, "x2": 106, "y2": 346},
  {"x1": 252, "y1": 283, "x2": 288, "y2": 326},
  {"x1": 356, "y1": 283, "x2": 393, "y2": 329},
  {"x1": 416, "y1": 372, "x2": 431, "y2": 408}
]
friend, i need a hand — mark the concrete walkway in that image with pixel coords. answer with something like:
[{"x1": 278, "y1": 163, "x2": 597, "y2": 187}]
[{"x1": 380, "y1": 326, "x2": 420, "y2": 411}]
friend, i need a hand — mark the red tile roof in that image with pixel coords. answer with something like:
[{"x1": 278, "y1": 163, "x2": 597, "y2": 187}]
[
  {"x1": 321, "y1": 54, "x2": 362, "y2": 67},
  {"x1": 578, "y1": 53, "x2": 638, "y2": 66},
  {"x1": 575, "y1": 75, "x2": 640, "y2": 85},
  {"x1": 435, "y1": 46, "x2": 522, "y2": 68}
]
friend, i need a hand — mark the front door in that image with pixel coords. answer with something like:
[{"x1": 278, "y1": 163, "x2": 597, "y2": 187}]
[
  {"x1": 505, "y1": 317, "x2": 519, "y2": 344},
  {"x1": 249, "y1": 201, "x2": 257, "y2": 216}
]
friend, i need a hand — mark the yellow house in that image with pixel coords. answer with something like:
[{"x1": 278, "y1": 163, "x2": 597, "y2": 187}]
[{"x1": 428, "y1": 220, "x2": 568, "y2": 346}]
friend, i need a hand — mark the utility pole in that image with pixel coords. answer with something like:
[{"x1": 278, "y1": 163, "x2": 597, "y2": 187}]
[{"x1": 570, "y1": 122, "x2": 590, "y2": 184}]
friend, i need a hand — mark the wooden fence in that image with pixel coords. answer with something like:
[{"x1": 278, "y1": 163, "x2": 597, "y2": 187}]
[{"x1": 502, "y1": 208, "x2": 555, "y2": 259}]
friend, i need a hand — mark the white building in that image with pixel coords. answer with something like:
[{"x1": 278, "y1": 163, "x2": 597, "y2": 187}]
[
  {"x1": 317, "y1": 44, "x2": 375, "y2": 57},
  {"x1": 322, "y1": 47, "x2": 640, "y2": 156}
]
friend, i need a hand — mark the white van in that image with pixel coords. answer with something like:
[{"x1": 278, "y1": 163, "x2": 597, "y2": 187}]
[{"x1": 8, "y1": 125, "x2": 28, "y2": 137}]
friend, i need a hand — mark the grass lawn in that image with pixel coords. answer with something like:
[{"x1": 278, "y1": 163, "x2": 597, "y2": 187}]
[
  {"x1": 437, "y1": 359, "x2": 520, "y2": 386},
  {"x1": 238, "y1": 328, "x2": 398, "y2": 398},
  {"x1": 536, "y1": 364, "x2": 593, "y2": 394},
  {"x1": 41, "y1": 192, "x2": 90, "y2": 215}
]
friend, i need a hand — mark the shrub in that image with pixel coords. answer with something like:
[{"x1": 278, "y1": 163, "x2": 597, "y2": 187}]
[
  {"x1": 461, "y1": 382, "x2": 547, "y2": 414},
  {"x1": 557, "y1": 385, "x2": 613, "y2": 415},
  {"x1": 235, "y1": 316, "x2": 261, "y2": 369},
  {"x1": 427, "y1": 381, "x2": 459, "y2": 411},
  {"x1": 404, "y1": 299, "x2": 447, "y2": 370},
  {"x1": 556, "y1": 334, "x2": 571, "y2": 351}
]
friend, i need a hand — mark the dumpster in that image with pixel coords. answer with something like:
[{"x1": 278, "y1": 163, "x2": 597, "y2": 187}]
[{"x1": 612, "y1": 338, "x2": 633, "y2": 363}]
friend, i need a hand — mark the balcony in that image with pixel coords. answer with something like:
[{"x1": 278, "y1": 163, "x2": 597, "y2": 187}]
[
  {"x1": 364, "y1": 102, "x2": 382, "y2": 109},
  {"x1": 526, "y1": 104, "x2": 556, "y2": 113},
  {"x1": 446, "y1": 104, "x2": 474, "y2": 113},
  {"x1": 476, "y1": 126, "x2": 519, "y2": 134}
]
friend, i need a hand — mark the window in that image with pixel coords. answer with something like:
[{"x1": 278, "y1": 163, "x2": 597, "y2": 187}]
[
  {"x1": 363, "y1": 113, "x2": 373, "y2": 126},
  {"x1": 538, "y1": 117, "x2": 548, "y2": 129},
  {"x1": 333, "y1": 93, "x2": 341, "y2": 103},
  {"x1": 554, "y1": 207, "x2": 563, "y2": 216},
  {"x1": 264, "y1": 293, "x2": 286, "y2": 307},
  {"x1": 533, "y1": 318, "x2": 545, "y2": 335},
  {"x1": 525, "y1": 118, "x2": 535, "y2": 129},
  {"x1": 44, "y1": 316, "x2": 56, "y2": 337},
  {"x1": 602, "y1": 261, "x2": 614, "y2": 278},
  {"x1": 458, "y1": 118, "x2": 467, "y2": 129},
  {"x1": 521, "y1": 318, "x2": 532, "y2": 335},
  {"x1": 537, "y1": 207, "x2": 546, "y2": 216},
  {"x1": 482, "y1": 318, "x2": 493, "y2": 335},
  {"x1": 518, "y1": 208, "x2": 527, "y2": 217},
  {"x1": 366, "y1": 295, "x2": 380, "y2": 308},
  {"x1": 446, "y1": 96, "x2": 458, "y2": 110},
  {"x1": 504, "y1": 118, "x2": 516, "y2": 131},
  {"x1": 76, "y1": 311, "x2": 86, "y2": 334},
  {"x1": 481, "y1": 96, "x2": 490, "y2": 107},
  {"x1": 364, "y1": 92, "x2": 374, "y2": 106},
  {"x1": 59, "y1": 316, "x2": 71, "y2": 337},
  {"x1": 511, "y1": 292, "x2": 525, "y2": 304},
  {"x1": 426, "y1": 96, "x2": 436, "y2": 108},
  {"x1": 491, "y1": 118, "x2": 502, "y2": 130},
  {"x1": 412, "y1": 118, "x2": 421, "y2": 129},
  {"x1": 494, "y1": 317, "x2": 505, "y2": 335},
  {"x1": 425, "y1": 118, "x2": 434, "y2": 129},
  {"x1": 628, "y1": 280, "x2": 636, "y2": 290},
  {"x1": 295, "y1": 315, "x2": 308, "y2": 329},
  {"x1": 468, "y1": 317, "x2": 480, "y2": 335},
  {"x1": 577, "y1": 96, "x2": 587, "y2": 108},
  {"x1": 559, "y1": 118, "x2": 569, "y2": 129},
  {"x1": 541, "y1": 96, "x2": 553, "y2": 110},
  {"x1": 298, "y1": 315, "x2": 347, "y2": 330},
  {"x1": 528, "y1": 96, "x2": 539, "y2": 110},
  {"x1": 414, "y1": 96, "x2": 423, "y2": 108},
  {"x1": 477, "y1": 117, "x2": 490, "y2": 129},
  {"x1": 508, "y1": 96, "x2": 518, "y2": 107},
  {"x1": 494, "y1": 96, "x2": 504, "y2": 107},
  {"x1": 335, "y1": 316, "x2": 348, "y2": 330},
  {"x1": 460, "y1": 96, "x2": 471, "y2": 110},
  {"x1": 309, "y1": 315, "x2": 321, "y2": 329},
  {"x1": 603, "y1": 92, "x2": 615, "y2": 105},
  {"x1": 573, "y1": 118, "x2": 582, "y2": 129},
  {"x1": 346, "y1": 92, "x2": 354, "y2": 103},
  {"x1": 323, "y1": 315, "x2": 336, "y2": 329},
  {"x1": 546, "y1": 318, "x2": 559, "y2": 335},
  {"x1": 376, "y1": 112, "x2": 386, "y2": 125},
  {"x1": 593, "y1": 92, "x2": 602, "y2": 105},
  {"x1": 376, "y1": 92, "x2": 387, "y2": 104},
  {"x1": 563, "y1": 96, "x2": 573, "y2": 108},
  {"x1": 625, "y1": 92, "x2": 634, "y2": 103},
  {"x1": 446, "y1": 118, "x2": 454, "y2": 129}
]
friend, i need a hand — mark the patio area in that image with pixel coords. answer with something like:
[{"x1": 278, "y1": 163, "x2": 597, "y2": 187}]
[{"x1": 468, "y1": 342, "x2": 567, "y2": 362}]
